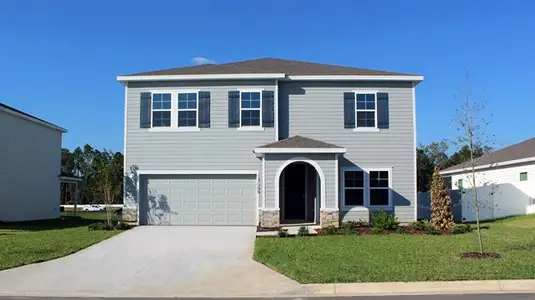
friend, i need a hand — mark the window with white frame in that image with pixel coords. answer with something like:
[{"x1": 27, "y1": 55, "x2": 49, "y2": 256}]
[
  {"x1": 152, "y1": 93, "x2": 172, "y2": 127},
  {"x1": 177, "y1": 92, "x2": 198, "y2": 127},
  {"x1": 343, "y1": 169, "x2": 391, "y2": 207},
  {"x1": 343, "y1": 171, "x2": 365, "y2": 206},
  {"x1": 369, "y1": 171, "x2": 390, "y2": 206},
  {"x1": 355, "y1": 92, "x2": 377, "y2": 128},
  {"x1": 240, "y1": 91, "x2": 261, "y2": 127}
]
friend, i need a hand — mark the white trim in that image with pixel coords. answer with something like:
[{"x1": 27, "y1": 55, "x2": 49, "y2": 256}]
[
  {"x1": 117, "y1": 73, "x2": 286, "y2": 82},
  {"x1": 412, "y1": 85, "x2": 417, "y2": 221},
  {"x1": 136, "y1": 170, "x2": 259, "y2": 175},
  {"x1": 320, "y1": 208, "x2": 340, "y2": 212},
  {"x1": 287, "y1": 75, "x2": 424, "y2": 81},
  {"x1": 123, "y1": 84, "x2": 128, "y2": 203},
  {"x1": 353, "y1": 128, "x2": 380, "y2": 133},
  {"x1": 149, "y1": 127, "x2": 201, "y2": 132},
  {"x1": 262, "y1": 156, "x2": 266, "y2": 208},
  {"x1": 255, "y1": 175, "x2": 259, "y2": 224},
  {"x1": 354, "y1": 91, "x2": 378, "y2": 130},
  {"x1": 341, "y1": 166, "x2": 394, "y2": 210},
  {"x1": 0, "y1": 105, "x2": 67, "y2": 133},
  {"x1": 239, "y1": 89, "x2": 263, "y2": 129},
  {"x1": 334, "y1": 154, "x2": 339, "y2": 210},
  {"x1": 274, "y1": 157, "x2": 327, "y2": 210},
  {"x1": 440, "y1": 156, "x2": 535, "y2": 175},
  {"x1": 254, "y1": 147, "x2": 347, "y2": 154},
  {"x1": 237, "y1": 127, "x2": 265, "y2": 132}
]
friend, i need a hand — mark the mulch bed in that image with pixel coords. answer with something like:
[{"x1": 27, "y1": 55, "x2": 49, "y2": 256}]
[
  {"x1": 460, "y1": 252, "x2": 501, "y2": 259},
  {"x1": 315, "y1": 226, "x2": 453, "y2": 236},
  {"x1": 256, "y1": 225, "x2": 281, "y2": 232}
]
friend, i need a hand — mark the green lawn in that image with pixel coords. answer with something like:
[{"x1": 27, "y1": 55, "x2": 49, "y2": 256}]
[
  {"x1": 253, "y1": 215, "x2": 535, "y2": 283},
  {"x1": 0, "y1": 212, "x2": 123, "y2": 270}
]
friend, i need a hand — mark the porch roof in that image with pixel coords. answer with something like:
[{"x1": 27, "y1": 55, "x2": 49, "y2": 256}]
[{"x1": 254, "y1": 135, "x2": 346, "y2": 154}]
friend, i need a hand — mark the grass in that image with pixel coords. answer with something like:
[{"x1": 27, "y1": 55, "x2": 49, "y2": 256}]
[
  {"x1": 253, "y1": 215, "x2": 535, "y2": 283},
  {"x1": 0, "y1": 212, "x2": 123, "y2": 270}
]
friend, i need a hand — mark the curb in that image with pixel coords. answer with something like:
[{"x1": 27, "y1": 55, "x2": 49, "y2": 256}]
[{"x1": 305, "y1": 279, "x2": 535, "y2": 296}]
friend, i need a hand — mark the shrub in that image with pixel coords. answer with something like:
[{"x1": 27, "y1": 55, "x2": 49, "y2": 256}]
[
  {"x1": 341, "y1": 221, "x2": 357, "y2": 231},
  {"x1": 396, "y1": 227, "x2": 410, "y2": 234},
  {"x1": 408, "y1": 220, "x2": 428, "y2": 231},
  {"x1": 453, "y1": 224, "x2": 472, "y2": 234},
  {"x1": 88, "y1": 222, "x2": 113, "y2": 231},
  {"x1": 372, "y1": 209, "x2": 399, "y2": 230},
  {"x1": 297, "y1": 226, "x2": 309, "y2": 236},
  {"x1": 114, "y1": 220, "x2": 132, "y2": 230},
  {"x1": 323, "y1": 225, "x2": 338, "y2": 235},
  {"x1": 355, "y1": 219, "x2": 370, "y2": 227},
  {"x1": 278, "y1": 228, "x2": 289, "y2": 237},
  {"x1": 425, "y1": 223, "x2": 441, "y2": 235}
]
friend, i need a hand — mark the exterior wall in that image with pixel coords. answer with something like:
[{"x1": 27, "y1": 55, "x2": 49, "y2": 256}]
[
  {"x1": 124, "y1": 80, "x2": 277, "y2": 220},
  {"x1": 279, "y1": 81, "x2": 416, "y2": 224},
  {"x1": 448, "y1": 163, "x2": 535, "y2": 221},
  {"x1": 0, "y1": 111, "x2": 62, "y2": 222},
  {"x1": 449, "y1": 163, "x2": 535, "y2": 192},
  {"x1": 262, "y1": 153, "x2": 337, "y2": 226}
]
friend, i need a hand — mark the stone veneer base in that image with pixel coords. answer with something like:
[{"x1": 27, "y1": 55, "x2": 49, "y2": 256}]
[
  {"x1": 320, "y1": 210, "x2": 340, "y2": 228},
  {"x1": 259, "y1": 209, "x2": 280, "y2": 227}
]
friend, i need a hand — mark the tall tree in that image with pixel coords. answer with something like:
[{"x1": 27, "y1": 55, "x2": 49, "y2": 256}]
[{"x1": 454, "y1": 74, "x2": 494, "y2": 253}]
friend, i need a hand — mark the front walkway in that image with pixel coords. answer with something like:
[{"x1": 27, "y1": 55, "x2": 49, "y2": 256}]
[{"x1": 0, "y1": 226, "x2": 302, "y2": 297}]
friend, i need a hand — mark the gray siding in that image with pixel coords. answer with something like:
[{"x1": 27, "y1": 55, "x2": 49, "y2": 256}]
[
  {"x1": 279, "y1": 81, "x2": 416, "y2": 223},
  {"x1": 125, "y1": 80, "x2": 276, "y2": 209},
  {"x1": 264, "y1": 153, "x2": 337, "y2": 209},
  {"x1": 0, "y1": 111, "x2": 62, "y2": 222}
]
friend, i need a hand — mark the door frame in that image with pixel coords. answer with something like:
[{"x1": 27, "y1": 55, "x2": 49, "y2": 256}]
[{"x1": 274, "y1": 157, "x2": 326, "y2": 221}]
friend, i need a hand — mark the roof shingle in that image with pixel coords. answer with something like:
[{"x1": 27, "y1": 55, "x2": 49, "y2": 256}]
[
  {"x1": 123, "y1": 58, "x2": 419, "y2": 77},
  {"x1": 442, "y1": 137, "x2": 535, "y2": 173},
  {"x1": 257, "y1": 135, "x2": 343, "y2": 149}
]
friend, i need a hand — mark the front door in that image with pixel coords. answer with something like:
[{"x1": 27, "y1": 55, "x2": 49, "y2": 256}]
[{"x1": 283, "y1": 163, "x2": 306, "y2": 220}]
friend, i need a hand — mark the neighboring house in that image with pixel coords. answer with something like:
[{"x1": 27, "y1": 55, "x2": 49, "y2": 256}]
[
  {"x1": 118, "y1": 58, "x2": 423, "y2": 227},
  {"x1": 441, "y1": 137, "x2": 535, "y2": 221},
  {"x1": 0, "y1": 103, "x2": 67, "y2": 222}
]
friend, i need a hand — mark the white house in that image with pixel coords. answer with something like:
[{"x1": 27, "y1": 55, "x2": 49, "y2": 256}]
[
  {"x1": 0, "y1": 103, "x2": 67, "y2": 222},
  {"x1": 441, "y1": 138, "x2": 535, "y2": 222}
]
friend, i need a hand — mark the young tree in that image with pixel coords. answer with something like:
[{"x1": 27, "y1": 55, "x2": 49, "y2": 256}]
[
  {"x1": 92, "y1": 150, "x2": 124, "y2": 226},
  {"x1": 430, "y1": 167, "x2": 454, "y2": 231},
  {"x1": 454, "y1": 74, "x2": 494, "y2": 253}
]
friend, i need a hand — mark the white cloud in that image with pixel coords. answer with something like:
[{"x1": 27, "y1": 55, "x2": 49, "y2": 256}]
[{"x1": 191, "y1": 56, "x2": 216, "y2": 65}]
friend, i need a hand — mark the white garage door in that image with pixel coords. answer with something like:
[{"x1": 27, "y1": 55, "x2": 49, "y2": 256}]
[{"x1": 141, "y1": 174, "x2": 257, "y2": 226}]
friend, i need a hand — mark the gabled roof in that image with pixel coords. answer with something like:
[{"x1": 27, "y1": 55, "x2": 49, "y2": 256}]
[
  {"x1": 0, "y1": 103, "x2": 67, "y2": 133},
  {"x1": 441, "y1": 137, "x2": 535, "y2": 174},
  {"x1": 254, "y1": 136, "x2": 346, "y2": 154},
  {"x1": 123, "y1": 58, "x2": 418, "y2": 77}
]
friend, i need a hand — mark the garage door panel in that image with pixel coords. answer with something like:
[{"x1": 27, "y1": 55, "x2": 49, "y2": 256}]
[{"x1": 143, "y1": 174, "x2": 257, "y2": 226}]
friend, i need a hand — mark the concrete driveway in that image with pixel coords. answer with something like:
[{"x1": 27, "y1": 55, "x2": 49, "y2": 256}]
[{"x1": 0, "y1": 226, "x2": 303, "y2": 297}]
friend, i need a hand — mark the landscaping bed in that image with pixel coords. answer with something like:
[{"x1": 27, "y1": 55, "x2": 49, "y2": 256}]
[{"x1": 253, "y1": 215, "x2": 535, "y2": 283}]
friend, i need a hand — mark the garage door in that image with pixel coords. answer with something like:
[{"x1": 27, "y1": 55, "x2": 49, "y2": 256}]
[{"x1": 140, "y1": 174, "x2": 257, "y2": 225}]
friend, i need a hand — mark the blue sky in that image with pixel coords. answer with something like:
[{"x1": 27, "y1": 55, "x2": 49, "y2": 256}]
[{"x1": 1, "y1": 0, "x2": 534, "y2": 153}]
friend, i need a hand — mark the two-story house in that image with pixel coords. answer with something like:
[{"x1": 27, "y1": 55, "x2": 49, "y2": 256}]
[{"x1": 118, "y1": 58, "x2": 423, "y2": 227}]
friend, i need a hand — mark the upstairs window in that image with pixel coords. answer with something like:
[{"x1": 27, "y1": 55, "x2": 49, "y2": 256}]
[
  {"x1": 178, "y1": 93, "x2": 198, "y2": 127},
  {"x1": 240, "y1": 91, "x2": 261, "y2": 127},
  {"x1": 356, "y1": 93, "x2": 377, "y2": 128},
  {"x1": 520, "y1": 172, "x2": 528, "y2": 182},
  {"x1": 152, "y1": 93, "x2": 171, "y2": 127}
]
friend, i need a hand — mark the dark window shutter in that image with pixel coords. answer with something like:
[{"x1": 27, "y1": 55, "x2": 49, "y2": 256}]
[
  {"x1": 343, "y1": 92, "x2": 355, "y2": 128},
  {"x1": 228, "y1": 91, "x2": 240, "y2": 127},
  {"x1": 377, "y1": 93, "x2": 389, "y2": 129},
  {"x1": 262, "y1": 91, "x2": 274, "y2": 127},
  {"x1": 198, "y1": 91, "x2": 211, "y2": 128},
  {"x1": 140, "y1": 92, "x2": 152, "y2": 128}
]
